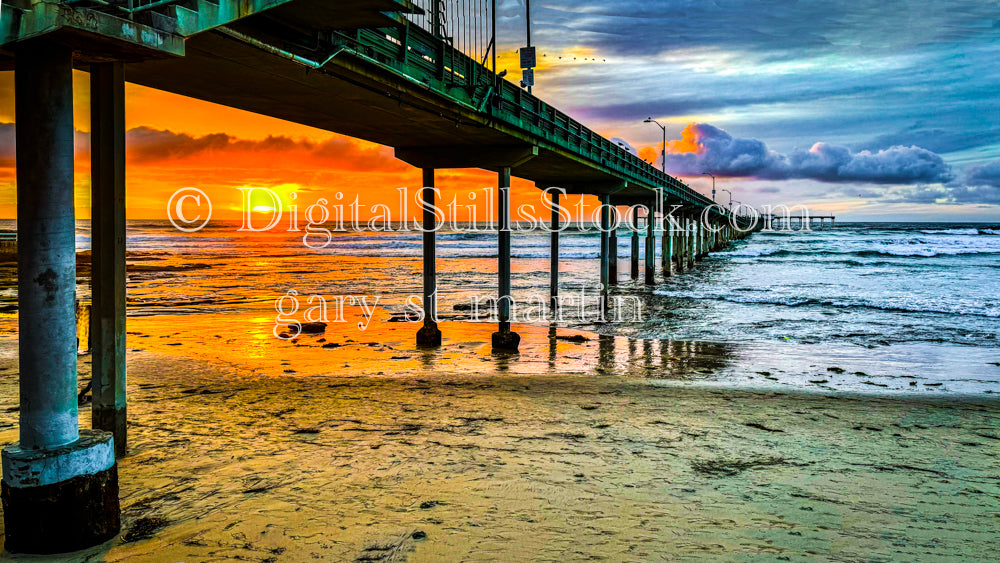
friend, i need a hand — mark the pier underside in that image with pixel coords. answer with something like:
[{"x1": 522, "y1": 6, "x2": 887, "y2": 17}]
[{"x1": 0, "y1": 0, "x2": 760, "y2": 554}]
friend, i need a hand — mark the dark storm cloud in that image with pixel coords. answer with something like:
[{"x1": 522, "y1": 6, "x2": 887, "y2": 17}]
[
  {"x1": 526, "y1": 0, "x2": 999, "y2": 57},
  {"x1": 871, "y1": 160, "x2": 1000, "y2": 204},
  {"x1": 516, "y1": 0, "x2": 1000, "y2": 196},
  {"x1": 664, "y1": 123, "x2": 954, "y2": 184},
  {"x1": 860, "y1": 127, "x2": 1000, "y2": 156},
  {"x1": 966, "y1": 161, "x2": 1000, "y2": 188},
  {"x1": 125, "y1": 127, "x2": 408, "y2": 170},
  {"x1": 880, "y1": 184, "x2": 1000, "y2": 205},
  {"x1": 0, "y1": 124, "x2": 408, "y2": 172},
  {"x1": 576, "y1": 80, "x2": 884, "y2": 123}
]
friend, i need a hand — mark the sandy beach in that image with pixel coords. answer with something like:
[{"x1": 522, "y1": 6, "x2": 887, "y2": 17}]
[{"x1": 0, "y1": 315, "x2": 997, "y2": 561}]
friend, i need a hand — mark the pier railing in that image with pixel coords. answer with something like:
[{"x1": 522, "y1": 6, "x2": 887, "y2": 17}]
[
  {"x1": 0, "y1": 232, "x2": 16, "y2": 251},
  {"x1": 349, "y1": 22, "x2": 716, "y2": 208}
]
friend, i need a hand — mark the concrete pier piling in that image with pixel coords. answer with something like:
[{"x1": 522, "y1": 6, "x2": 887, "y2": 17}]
[
  {"x1": 688, "y1": 215, "x2": 697, "y2": 268},
  {"x1": 90, "y1": 62, "x2": 129, "y2": 457},
  {"x1": 661, "y1": 214, "x2": 672, "y2": 276},
  {"x1": 492, "y1": 167, "x2": 520, "y2": 351},
  {"x1": 644, "y1": 203, "x2": 655, "y2": 285},
  {"x1": 549, "y1": 189, "x2": 560, "y2": 311},
  {"x1": 416, "y1": 168, "x2": 442, "y2": 347},
  {"x1": 608, "y1": 206, "x2": 618, "y2": 286},
  {"x1": 673, "y1": 215, "x2": 684, "y2": 273},
  {"x1": 694, "y1": 217, "x2": 704, "y2": 261},
  {"x1": 630, "y1": 210, "x2": 640, "y2": 280},
  {"x1": 599, "y1": 195, "x2": 611, "y2": 311},
  {"x1": 2, "y1": 40, "x2": 120, "y2": 554}
]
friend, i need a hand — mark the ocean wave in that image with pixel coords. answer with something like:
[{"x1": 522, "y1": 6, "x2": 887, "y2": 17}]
[
  {"x1": 721, "y1": 246, "x2": 1000, "y2": 259},
  {"x1": 651, "y1": 291, "x2": 1000, "y2": 318},
  {"x1": 715, "y1": 247, "x2": 785, "y2": 257},
  {"x1": 920, "y1": 228, "x2": 980, "y2": 235}
]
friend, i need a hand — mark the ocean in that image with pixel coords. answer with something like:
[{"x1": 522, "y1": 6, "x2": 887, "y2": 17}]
[{"x1": 0, "y1": 219, "x2": 997, "y2": 394}]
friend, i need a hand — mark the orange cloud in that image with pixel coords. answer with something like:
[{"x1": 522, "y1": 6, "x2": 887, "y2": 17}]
[
  {"x1": 638, "y1": 146, "x2": 659, "y2": 164},
  {"x1": 666, "y1": 123, "x2": 702, "y2": 154}
]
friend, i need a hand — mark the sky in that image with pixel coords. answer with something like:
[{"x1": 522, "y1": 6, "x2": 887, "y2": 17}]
[{"x1": 1, "y1": 0, "x2": 998, "y2": 221}]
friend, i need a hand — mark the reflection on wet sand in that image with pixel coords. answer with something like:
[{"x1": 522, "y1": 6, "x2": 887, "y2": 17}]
[
  {"x1": 47, "y1": 308, "x2": 736, "y2": 384},
  {"x1": 593, "y1": 332, "x2": 737, "y2": 380}
]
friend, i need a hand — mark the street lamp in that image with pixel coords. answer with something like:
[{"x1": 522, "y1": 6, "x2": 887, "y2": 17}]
[
  {"x1": 643, "y1": 117, "x2": 667, "y2": 175},
  {"x1": 702, "y1": 172, "x2": 715, "y2": 202},
  {"x1": 720, "y1": 188, "x2": 732, "y2": 209}
]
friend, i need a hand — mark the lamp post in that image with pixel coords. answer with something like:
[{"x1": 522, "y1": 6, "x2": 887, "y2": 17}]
[
  {"x1": 720, "y1": 188, "x2": 732, "y2": 209},
  {"x1": 525, "y1": 0, "x2": 532, "y2": 94},
  {"x1": 643, "y1": 117, "x2": 667, "y2": 175},
  {"x1": 702, "y1": 172, "x2": 715, "y2": 202}
]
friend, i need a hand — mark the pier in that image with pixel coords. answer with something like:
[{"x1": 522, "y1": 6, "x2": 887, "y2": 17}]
[
  {"x1": 764, "y1": 214, "x2": 837, "y2": 229},
  {"x1": 0, "y1": 0, "x2": 759, "y2": 552},
  {"x1": 0, "y1": 232, "x2": 14, "y2": 252}
]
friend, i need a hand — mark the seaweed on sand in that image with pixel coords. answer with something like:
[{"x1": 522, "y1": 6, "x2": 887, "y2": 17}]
[{"x1": 691, "y1": 455, "x2": 789, "y2": 477}]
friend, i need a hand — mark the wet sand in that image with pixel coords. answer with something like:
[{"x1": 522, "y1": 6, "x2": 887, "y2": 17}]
[{"x1": 0, "y1": 316, "x2": 998, "y2": 561}]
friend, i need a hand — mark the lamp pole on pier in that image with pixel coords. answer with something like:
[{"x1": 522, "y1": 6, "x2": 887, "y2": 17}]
[
  {"x1": 721, "y1": 188, "x2": 732, "y2": 209},
  {"x1": 643, "y1": 117, "x2": 667, "y2": 175},
  {"x1": 702, "y1": 172, "x2": 715, "y2": 201},
  {"x1": 525, "y1": 0, "x2": 532, "y2": 94}
]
